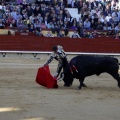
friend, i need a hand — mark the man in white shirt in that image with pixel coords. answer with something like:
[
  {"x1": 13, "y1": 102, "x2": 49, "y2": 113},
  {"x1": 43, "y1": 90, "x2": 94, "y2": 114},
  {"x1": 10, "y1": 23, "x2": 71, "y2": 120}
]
[{"x1": 105, "y1": 14, "x2": 112, "y2": 22}]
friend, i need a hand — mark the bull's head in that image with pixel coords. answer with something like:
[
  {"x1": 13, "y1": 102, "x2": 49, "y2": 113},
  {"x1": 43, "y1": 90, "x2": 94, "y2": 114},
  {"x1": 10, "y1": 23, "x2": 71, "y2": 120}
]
[{"x1": 59, "y1": 72, "x2": 74, "y2": 87}]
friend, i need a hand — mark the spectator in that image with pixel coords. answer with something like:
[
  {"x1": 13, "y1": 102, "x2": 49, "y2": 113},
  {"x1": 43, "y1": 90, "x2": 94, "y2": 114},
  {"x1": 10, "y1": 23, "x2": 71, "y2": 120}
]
[
  {"x1": 57, "y1": 30, "x2": 64, "y2": 37},
  {"x1": 17, "y1": 19, "x2": 27, "y2": 31},
  {"x1": 59, "y1": 19, "x2": 64, "y2": 28},
  {"x1": 71, "y1": 23, "x2": 78, "y2": 30},
  {"x1": 71, "y1": 18, "x2": 77, "y2": 26},
  {"x1": 111, "y1": 23, "x2": 115, "y2": 31},
  {"x1": 37, "y1": 13, "x2": 43, "y2": 23},
  {"x1": 11, "y1": 8, "x2": 17, "y2": 20},
  {"x1": 103, "y1": 23, "x2": 112, "y2": 30},
  {"x1": 10, "y1": 19, "x2": 17, "y2": 27},
  {"x1": 105, "y1": 14, "x2": 112, "y2": 22},
  {"x1": 70, "y1": 30, "x2": 81, "y2": 38},
  {"x1": 118, "y1": 9, "x2": 120, "y2": 21},
  {"x1": 88, "y1": 32, "x2": 94, "y2": 38},
  {"x1": 0, "y1": 0, "x2": 119, "y2": 38},
  {"x1": 0, "y1": 3, "x2": 6, "y2": 10},
  {"x1": 0, "y1": 10, "x2": 3, "y2": 19},
  {"x1": 92, "y1": 13, "x2": 98, "y2": 25},
  {"x1": 92, "y1": 30, "x2": 99, "y2": 38},
  {"x1": 29, "y1": 13, "x2": 35, "y2": 23},
  {"x1": 17, "y1": 0, "x2": 23, "y2": 4},
  {"x1": 77, "y1": 17, "x2": 83, "y2": 25},
  {"x1": 47, "y1": 21, "x2": 54, "y2": 29},
  {"x1": 103, "y1": 8, "x2": 109, "y2": 16},
  {"x1": 35, "y1": 28, "x2": 43, "y2": 36},
  {"x1": 53, "y1": 24, "x2": 60, "y2": 34},
  {"x1": 83, "y1": 18, "x2": 91, "y2": 30},
  {"x1": 1, "y1": 6, "x2": 5, "y2": 14},
  {"x1": 115, "y1": 23, "x2": 120, "y2": 33},
  {"x1": 2, "y1": 14, "x2": 7, "y2": 23},
  {"x1": 114, "y1": 33, "x2": 120, "y2": 39},
  {"x1": 31, "y1": 3, "x2": 36, "y2": 11},
  {"x1": 82, "y1": 30, "x2": 89, "y2": 38},
  {"x1": 67, "y1": 0, "x2": 72, "y2": 8},
  {"x1": 64, "y1": 13, "x2": 72, "y2": 22},
  {"x1": 77, "y1": 0, "x2": 83, "y2": 14},
  {"x1": 26, "y1": 5, "x2": 33, "y2": 17},
  {"x1": 112, "y1": 9, "x2": 118, "y2": 17},
  {"x1": 44, "y1": 16, "x2": 48, "y2": 26},
  {"x1": 36, "y1": 0, "x2": 44, "y2": 5},
  {"x1": 58, "y1": 0, "x2": 65, "y2": 7},
  {"x1": 23, "y1": 16, "x2": 30, "y2": 26},
  {"x1": 22, "y1": 0, "x2": 29, "y2": 9},
  {"x1": 28, "y1": 24, "x2": 35, "y2": 32},
  {"x1": 90, "y1": 19, "x2": 96, "y2": 29},
  {"x1": 4, "y1": 20, "x2": 10, "y2": 27},
  {"x1": 14, "y1": 11, "x2": 22, "y2": 21},
  {"x1": 34, "y1": 20, "x2": 41, "y2": 30},
  {"x1": 57, "y1": 10, "x2": 64, "y2": 20},
  {"x1": 109, "y1": 16, "x2": 115, "y2": 24},
  {"x1": 96, "y1": 20, "x2": 103, "y2": 30},
  {"x1": 33, "y1": 6, "x2": 41, "y2": 17},
  {"x1": 0, "y1": 19, "x2": 5, "y2": 29},
  {"x1": 99, "y1": 14, "x2": 105, "y2": 23},
  {"x1": 77, "y1": 23, "x2": 84, "y2": 37},
  {"x1": 40, "y1": 21, "x2": 47, "y2": 28},
  {"x1": 114, "y1": 14, "x2": 119, "y2": 24},
  {"x1": 45, "y1": 31, "x2": 54, "y2": 37},
  {"x1": 44, "y1": 0, "x2": 52, "y2": 5}
]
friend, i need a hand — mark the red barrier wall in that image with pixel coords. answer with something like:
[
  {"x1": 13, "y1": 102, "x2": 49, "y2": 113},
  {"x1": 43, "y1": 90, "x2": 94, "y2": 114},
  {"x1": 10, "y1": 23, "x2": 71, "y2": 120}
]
[{"x1": 0, "y1": 36, "x2": 120, "y2": 53}]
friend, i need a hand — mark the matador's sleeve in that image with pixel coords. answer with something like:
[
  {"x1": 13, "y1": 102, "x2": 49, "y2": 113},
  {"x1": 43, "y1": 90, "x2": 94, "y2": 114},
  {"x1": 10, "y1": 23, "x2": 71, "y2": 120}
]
[{"x1": 44, "y1": 53, "x2": 54, "y2": 66}]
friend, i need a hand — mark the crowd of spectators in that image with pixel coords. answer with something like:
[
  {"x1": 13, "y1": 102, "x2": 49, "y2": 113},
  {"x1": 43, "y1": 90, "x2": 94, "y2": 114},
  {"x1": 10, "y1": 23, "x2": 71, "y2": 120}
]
[{"x1": 0, "y1": 0, "x2": 120, "y2": 38}]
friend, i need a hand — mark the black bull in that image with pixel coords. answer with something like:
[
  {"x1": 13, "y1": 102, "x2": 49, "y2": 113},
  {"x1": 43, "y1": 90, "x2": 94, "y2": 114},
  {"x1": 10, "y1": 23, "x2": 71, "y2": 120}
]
[{"x1": 60, "y1": 55, "x2": 120, "y2": 89}]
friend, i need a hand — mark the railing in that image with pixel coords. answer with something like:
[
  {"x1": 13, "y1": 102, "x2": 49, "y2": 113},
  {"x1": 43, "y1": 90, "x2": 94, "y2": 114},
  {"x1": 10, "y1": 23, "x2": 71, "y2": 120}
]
[{"x1": 0, "y1": 50, "x2": 120, "y2": 56}]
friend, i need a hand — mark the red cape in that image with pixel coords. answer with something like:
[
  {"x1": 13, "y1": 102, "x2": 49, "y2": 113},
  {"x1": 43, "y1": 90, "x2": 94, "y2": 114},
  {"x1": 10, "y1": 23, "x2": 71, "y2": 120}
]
[{"x1": 36, "y1": 65, "x2": 58, "y2": 88}]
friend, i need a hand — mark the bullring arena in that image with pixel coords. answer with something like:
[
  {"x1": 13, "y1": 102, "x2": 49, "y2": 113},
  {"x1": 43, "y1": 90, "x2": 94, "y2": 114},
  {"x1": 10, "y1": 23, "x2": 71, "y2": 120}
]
[
  {"x1": 0, "y1": 34, "x2": 120, "y2": 120},
  {"x1": 0, "y1": 53, "x2": 120, "y2": 120},
  {"x1": 0, "y1": 0, "x2": 120, "y2": 119}
]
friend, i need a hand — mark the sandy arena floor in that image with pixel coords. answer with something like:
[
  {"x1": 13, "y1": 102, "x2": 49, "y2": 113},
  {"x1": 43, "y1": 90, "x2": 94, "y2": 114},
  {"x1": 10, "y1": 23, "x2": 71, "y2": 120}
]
[{"x1": 0, "y1": 57, "x2": 120, "y2": 120}]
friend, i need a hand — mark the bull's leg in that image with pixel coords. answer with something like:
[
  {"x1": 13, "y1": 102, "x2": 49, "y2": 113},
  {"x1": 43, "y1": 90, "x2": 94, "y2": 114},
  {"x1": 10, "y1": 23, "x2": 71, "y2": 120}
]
[
  {"x1": 108, "y1": 65, "x2": 120, "y2": 88},
  {"x1": 82, "y1": 83, "x2": 87, "y2": 87},
  {"x1": 109, "y1": 71, "x2": 120, "y2": 88},
  {"x1": 113, "y1": 74, "x2": 120, "y2": 88},
  {"x1": 78, "y1": 78, "x2": 85, "y2": 90}
]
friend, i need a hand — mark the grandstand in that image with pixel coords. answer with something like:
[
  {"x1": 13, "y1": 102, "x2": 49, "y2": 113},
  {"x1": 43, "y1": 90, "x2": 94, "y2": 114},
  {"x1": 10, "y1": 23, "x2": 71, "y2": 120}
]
[
  {"x1": 0, "y1": 2, "x2": 120, "y2": 120},
  {"x1": 0, "y1": 0, "x2": 119, "y2": 38},
  {"x1": 0, "y1": 0, "x2": 120, "y2": 58}
]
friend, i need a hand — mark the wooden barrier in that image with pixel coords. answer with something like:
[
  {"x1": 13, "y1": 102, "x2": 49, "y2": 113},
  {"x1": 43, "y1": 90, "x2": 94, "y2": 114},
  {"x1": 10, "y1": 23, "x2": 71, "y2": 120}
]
[
  {"x1": 0, "y1": 29, "x2": 9, "y2": 35},
  {"x1": 0, "y1": 36, "x2": 120, "y2": 53}
]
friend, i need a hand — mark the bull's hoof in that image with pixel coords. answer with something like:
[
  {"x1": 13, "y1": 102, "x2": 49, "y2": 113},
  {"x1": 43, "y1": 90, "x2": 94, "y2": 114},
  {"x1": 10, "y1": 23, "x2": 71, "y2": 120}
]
[
  {"x1": 82, "y1": 84, "x2": 87, "y2": 87},
  {"x1": 64, "y1": 84, "x2": 70, "y2": 87},
  {"x1": 77, "y1": 86, "x2": 81, "y2": 90},
  {"x1": 64, "y1": 84, "x2": 67, "y2": 87},
  {"x1": 118, "y1": 84, "x2": 120, "y2": 88}
]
